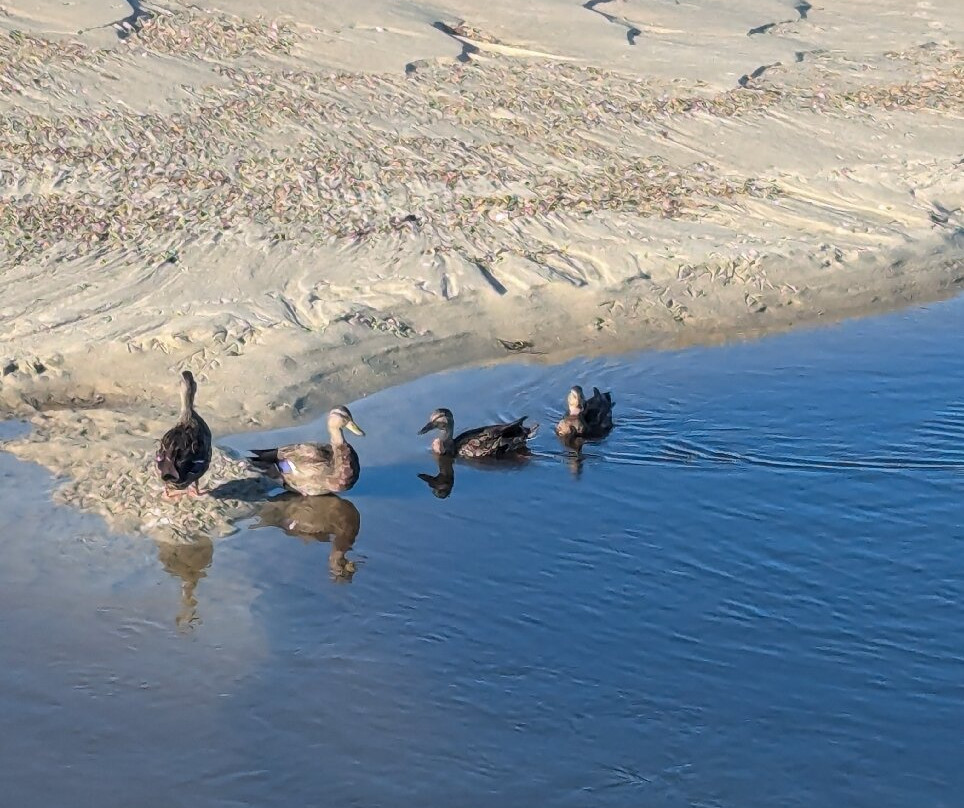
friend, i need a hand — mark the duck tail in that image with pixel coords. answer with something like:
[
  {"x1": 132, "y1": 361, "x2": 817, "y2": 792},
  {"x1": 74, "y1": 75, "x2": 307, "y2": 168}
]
[
  {"x1": 247, "y1": 449, "x2": 281, "y2": 472},
  {"x1": 526, "y1": 421, "x2": 540, "y2": 438}
]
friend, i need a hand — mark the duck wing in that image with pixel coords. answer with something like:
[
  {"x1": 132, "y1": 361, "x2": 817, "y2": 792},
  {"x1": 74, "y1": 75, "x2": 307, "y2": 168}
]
[
  {"x1": 247, "y1": 443, "x2": 334, "y2": 475},
  {"x1": 454, "y1": 417, "x2": 538, "y2": 457},
  {"x1": 584, "y1": 387, "x2": 614, "y2": 432}
]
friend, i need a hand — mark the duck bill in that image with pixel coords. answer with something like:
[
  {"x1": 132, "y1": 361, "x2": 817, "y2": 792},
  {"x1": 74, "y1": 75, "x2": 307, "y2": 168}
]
[
  {"x1": 345, "y1": 420, "x2": 365, "y2": 436},
  {"x1": 418, "y1": 422, "x2": 435, "y2": 435}
]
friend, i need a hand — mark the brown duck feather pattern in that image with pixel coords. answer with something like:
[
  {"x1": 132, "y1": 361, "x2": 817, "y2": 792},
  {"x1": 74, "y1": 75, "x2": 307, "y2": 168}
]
[
  {"x1": 156, "y1": 411, "x2": 212, "y2": 489},
  {"x1": 556, "y1": 387, "x2": 614, "y2": 441},
  {"x1": 248, "y1": 442, "x2": 360, "y2": 496},
  {"x1": 453, "y1": 417, "x2": 538, "y2": 458}
]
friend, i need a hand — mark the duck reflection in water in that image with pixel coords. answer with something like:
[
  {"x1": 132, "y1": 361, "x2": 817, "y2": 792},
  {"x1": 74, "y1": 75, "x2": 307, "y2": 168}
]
[
  {"x1": 418, "y1": 452, "x2": 536, "y2": 498},
  {"x1": 157, "y1": 536, "x2": 214, "y2": 630},
  {"x1": 563, "y1": 445, "x2": 586, "y2": 478},
  {"x1": 251, "y1": 494, "x2": 361, "y2": 581},
  {"x1": 417, "y1": 454, "x2": 455, "y2": 498}
]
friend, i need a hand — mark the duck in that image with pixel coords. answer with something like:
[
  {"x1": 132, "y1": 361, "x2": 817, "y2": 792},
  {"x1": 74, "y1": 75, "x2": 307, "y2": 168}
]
[
  {"x1": 246, "y1": 405, "x2": 364, "y2": 496},
  {"x1": 155, "y1": 370, "x2": 212, "y2": 499},
  {"x1": 418, "y1": 407, "x2": 538, "y2": 458},
  {"x1": 555, "y1": 385, "x2": 614, "y2": 441}
]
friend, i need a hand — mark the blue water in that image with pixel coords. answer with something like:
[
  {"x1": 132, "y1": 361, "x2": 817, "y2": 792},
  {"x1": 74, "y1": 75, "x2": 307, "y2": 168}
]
[{"x1": 2, "y1": 295, "x2": 962, "y2": 807}]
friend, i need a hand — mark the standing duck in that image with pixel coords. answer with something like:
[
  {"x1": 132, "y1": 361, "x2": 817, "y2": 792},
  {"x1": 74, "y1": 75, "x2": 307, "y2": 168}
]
[
  {"x1": 247, "y1": 405, "x2": 364, "y2": 496},
  {"x1": 418, "y1": 407, "x2": 538, "y2": 458},
  {"x1": 555, "y1": 385, "x2": 614, "y2": 442},
  {"x1": 155, "y1": 370, "x2": 212, "y2": 499}
]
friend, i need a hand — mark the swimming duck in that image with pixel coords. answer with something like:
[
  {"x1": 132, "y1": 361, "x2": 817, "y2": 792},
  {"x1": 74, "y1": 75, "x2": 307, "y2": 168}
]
[
  {"x1": 418, "y1": 407, "x2": 538, "y2": 458},
  {"x1": 555, "y1": 385, "x2": 614, "y2": 441},
  {"x1": 155, "y1": 370, "x2": 212, "y2": 499},
  {"x1": 247, "y1": 405, "x2": 364, "y2": 496}
]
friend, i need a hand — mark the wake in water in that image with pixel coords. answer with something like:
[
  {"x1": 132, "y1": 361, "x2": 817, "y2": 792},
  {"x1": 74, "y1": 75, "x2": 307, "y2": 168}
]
[{"x1": 580, "y1": 408, "x2": 964, "y2": 473}]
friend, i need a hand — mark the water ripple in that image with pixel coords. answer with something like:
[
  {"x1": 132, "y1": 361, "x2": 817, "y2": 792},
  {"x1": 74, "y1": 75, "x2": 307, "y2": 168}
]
[{"x1": 603, "y1": 435, "x2": 964, "y2": 472}]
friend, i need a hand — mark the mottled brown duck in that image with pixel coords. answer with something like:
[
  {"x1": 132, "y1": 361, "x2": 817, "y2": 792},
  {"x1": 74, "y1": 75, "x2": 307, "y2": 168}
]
[
  {"x1": 247, "y1": 406, "x2": 364, "y2": 496},
  {"x1": 555, "y1": 385, "x2": 614, "y2": 441},
  {"x1": 418, "y1": 407, "x2": 538, "y2": 459},
  {"x1": 155, "y1": 370, "x2": 212, "y2": 499}
]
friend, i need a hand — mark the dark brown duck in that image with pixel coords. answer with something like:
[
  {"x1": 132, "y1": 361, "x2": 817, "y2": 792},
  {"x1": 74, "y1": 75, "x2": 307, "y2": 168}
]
[
  {"x1": 555, "y1": 385, "x2": 614, "y2": 441},
  {"x1": 155, "y1": 370, "x2": 213, "y2": 499},
  {"x1": 419, "y1": 407, "x2": 538, "y2": 459}
]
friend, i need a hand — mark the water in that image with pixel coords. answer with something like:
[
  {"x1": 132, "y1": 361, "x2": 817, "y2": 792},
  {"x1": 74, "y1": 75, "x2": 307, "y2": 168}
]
[{"x1": 2, "y1": 296, "x2": 963, "y2": 807}]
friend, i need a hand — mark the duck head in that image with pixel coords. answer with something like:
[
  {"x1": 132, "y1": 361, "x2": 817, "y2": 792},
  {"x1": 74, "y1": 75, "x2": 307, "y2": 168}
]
[
  {"x1": 328, "y1": 405, "x2": 365, "y2": 442},
  {"x1": 418, "y1": 408, "x2": 455, "y2": 455},
  {"x1": 566, "y1": 385, "x2": 586, "y2": 416},
  {"x1": 418, "y1": 407, "x2": 454, "y2": 436}
]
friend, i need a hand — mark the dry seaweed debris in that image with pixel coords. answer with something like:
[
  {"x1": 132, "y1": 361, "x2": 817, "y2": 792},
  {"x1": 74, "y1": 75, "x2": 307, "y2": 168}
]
[
  {"x1": 1, "y1": 19, "x2": 959, "y2": 270},
  {"x1": 117, "y1": 8, "x2": 296, "y2": 58}
]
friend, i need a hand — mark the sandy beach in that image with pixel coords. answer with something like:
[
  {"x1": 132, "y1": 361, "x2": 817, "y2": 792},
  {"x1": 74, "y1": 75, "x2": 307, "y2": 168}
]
[{"x1": 1, "y1": 0, "x2": 962, "y2": 539}]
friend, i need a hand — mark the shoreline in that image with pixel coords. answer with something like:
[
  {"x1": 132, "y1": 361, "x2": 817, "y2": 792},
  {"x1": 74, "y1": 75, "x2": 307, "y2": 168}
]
[
  {"x1": 3, "y1": 238, "x2": 962, "y2": 427},
  {"x1": 2, "y1": 244, "x2": 961, "y2": 544},
  {"x1": 1, "y1": 0, "x2": 962, "y2": 539}
]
